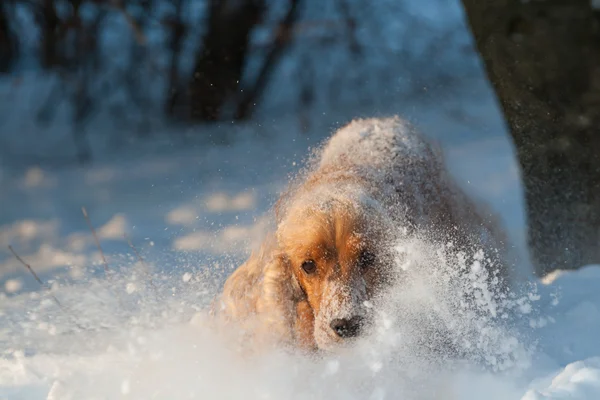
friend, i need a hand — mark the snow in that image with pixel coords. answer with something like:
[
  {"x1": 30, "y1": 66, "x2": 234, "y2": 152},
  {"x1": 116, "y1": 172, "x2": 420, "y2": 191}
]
[
  {"x1": 1, "y1": 81, "x2": 599, "y2": 397},
  {"x1": 1, "y1": 0, "x2": 599, "y2": 397},
  {"x1": 0, "y1": 263, "x2": 598, "y2": 399},
  {"x1": 0, "y1": 80, "x2": 577, "y2": 400}
]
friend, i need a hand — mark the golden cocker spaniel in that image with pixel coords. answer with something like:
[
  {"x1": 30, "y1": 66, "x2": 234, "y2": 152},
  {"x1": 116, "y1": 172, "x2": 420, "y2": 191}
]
[{"x1": 211, "y1": 117, "x2": 512, "y2": 352}]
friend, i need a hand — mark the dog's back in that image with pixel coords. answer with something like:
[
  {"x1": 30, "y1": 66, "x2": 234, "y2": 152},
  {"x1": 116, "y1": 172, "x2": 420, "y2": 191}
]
[
  {"x1": 319, "y1": 116, "x2": 436, "y2": 176},
  {"x1": 316, "y1": 117, "x2": 515, "y2": 284}
]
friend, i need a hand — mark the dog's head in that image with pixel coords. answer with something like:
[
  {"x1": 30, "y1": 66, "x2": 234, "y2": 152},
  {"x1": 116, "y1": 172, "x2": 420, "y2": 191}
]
[{"x1": 276, "y1": 188, "x2": 394, "y2": 350}]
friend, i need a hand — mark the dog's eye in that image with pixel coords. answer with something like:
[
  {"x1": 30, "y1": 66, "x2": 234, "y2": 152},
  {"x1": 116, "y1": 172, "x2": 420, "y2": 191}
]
[
  {"x1": 359, "y1": 250, "x2": 376, "y2": 269},
  {"x1": 301, "y1": 260, "x2": 317, "y2": 274}
]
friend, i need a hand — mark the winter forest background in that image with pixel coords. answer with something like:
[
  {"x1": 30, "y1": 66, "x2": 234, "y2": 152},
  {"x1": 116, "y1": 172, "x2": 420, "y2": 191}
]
[
  {"x1": 4, "y1": 0, "x2": 600, "y2": 283},
  {"x1": 1, "y1": 0, "x2": 504, "y2": 288},
  {"x1": 0, "y1": 0, "x2": 476, "y2": 162}
]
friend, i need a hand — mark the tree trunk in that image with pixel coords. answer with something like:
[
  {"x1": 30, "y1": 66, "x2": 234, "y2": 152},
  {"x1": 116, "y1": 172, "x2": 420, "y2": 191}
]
[
  {"x1": 0, "y1": 2, "x2": 17, "y2": 73},
  {"x1": 164, "y1": 0, "x2": 186, "y2": 117},
  {"x1": 234, "y1": 0, "x2": 301, "y2": 120},
  {"x1": 460, "y1": 0, "x2": 600, "y2": 276},
  {"x1": 40, "y1": 0, "x2": 61, "y2": 69},
  {"x1": 188, "y1": 0, "x2": 264, "y2": 121}
]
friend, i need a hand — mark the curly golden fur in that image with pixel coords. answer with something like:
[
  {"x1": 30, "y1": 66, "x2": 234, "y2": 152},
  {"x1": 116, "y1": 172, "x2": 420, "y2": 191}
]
[{"x1": 211, "y1": 117, "x2": 513, "y2": 352}]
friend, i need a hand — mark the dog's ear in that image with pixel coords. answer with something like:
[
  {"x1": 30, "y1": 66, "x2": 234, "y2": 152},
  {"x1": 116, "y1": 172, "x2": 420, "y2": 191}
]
[
  {"x1": 215, "y1": 232, "x2": 308, "y2": 348},
  {"x1": 214, "y1": 233, "x2": 279, "y2": 318},
  {"x1": 256, "y1": 247, "x2": 306, "y2": 345}
]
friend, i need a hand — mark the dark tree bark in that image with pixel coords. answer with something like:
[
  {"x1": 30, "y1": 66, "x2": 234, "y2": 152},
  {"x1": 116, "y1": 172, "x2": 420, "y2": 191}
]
[
  {"x1": 39, "y1": 0, "x2": 61, "y2": 69},
  {"x1": 234, "y1": 0, "x2": 301, "y2": 120},
  {"x1": 0, "y1": 2, "x2": 17, "y2": 73},
  {"x1": 164, "y1": 0, "x2": 186, "y2": 117},
  {"x1": 188, "y1": 0, "x2": 264, "y2": 121},
  {"x1": 460, "y1": 0, "x2": 600, "y2": 276}
]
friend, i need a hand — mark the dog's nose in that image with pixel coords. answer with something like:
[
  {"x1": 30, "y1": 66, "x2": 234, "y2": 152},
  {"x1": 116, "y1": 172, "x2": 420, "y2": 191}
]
[{"x1": 330, "y1": 316, "x2": 363, "y2": 338}]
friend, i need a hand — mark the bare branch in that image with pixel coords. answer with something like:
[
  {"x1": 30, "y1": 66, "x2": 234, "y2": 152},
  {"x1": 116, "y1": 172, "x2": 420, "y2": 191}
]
[
  {"x1": 235, "y1": 0, "x2": 303, "y2": 120},
  {"x1": 124, "y1": 234, "x2": 145, "y2": 266},
  {"x1": 7, "y1": 244, "x2": 62, "y2": 310},
  {"x1": 124, "y1": 233, "x2": 157, "y2": 289},
  {"x1": 8, "y1": 245, "x2": 45, "y2": 287},
  {"x1": 81, "y1": 207, "x2": 110, "y2": 275},
  {"x1": 9, "y1": 245, "x2": 90, "y2": 330}
]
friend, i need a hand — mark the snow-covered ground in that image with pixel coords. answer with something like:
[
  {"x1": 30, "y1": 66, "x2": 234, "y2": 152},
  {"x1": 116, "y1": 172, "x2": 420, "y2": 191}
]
[
  {"x1": 1, "y1": 76, "x2": 600, "y2": 399},
  {"x1": 1, "y1": 0, "x2": 600, "y2": 396}
]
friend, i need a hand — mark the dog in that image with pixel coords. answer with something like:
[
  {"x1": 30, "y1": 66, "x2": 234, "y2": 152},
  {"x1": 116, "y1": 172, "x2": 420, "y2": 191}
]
[{"x1": 211, "y1": 117, "x2": 513, "y2": 352}]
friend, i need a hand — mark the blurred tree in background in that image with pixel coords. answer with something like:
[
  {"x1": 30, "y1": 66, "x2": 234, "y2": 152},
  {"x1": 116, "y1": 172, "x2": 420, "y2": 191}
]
[
  {"x1": 0, "y1": 1, "x2": 19, "y2": 73},
  {"x1": 2, "y1": 0, "x2": 310, "y2": 160},
  {"x1": 461, "y1": 0, "x2": 600, "y2": 277},
  {"x1": 0, "y1": 0, "x2": 470, "y2": 163},
  {"x1": 4, "y1": 0, "x2": 599, "y2": 278}
]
